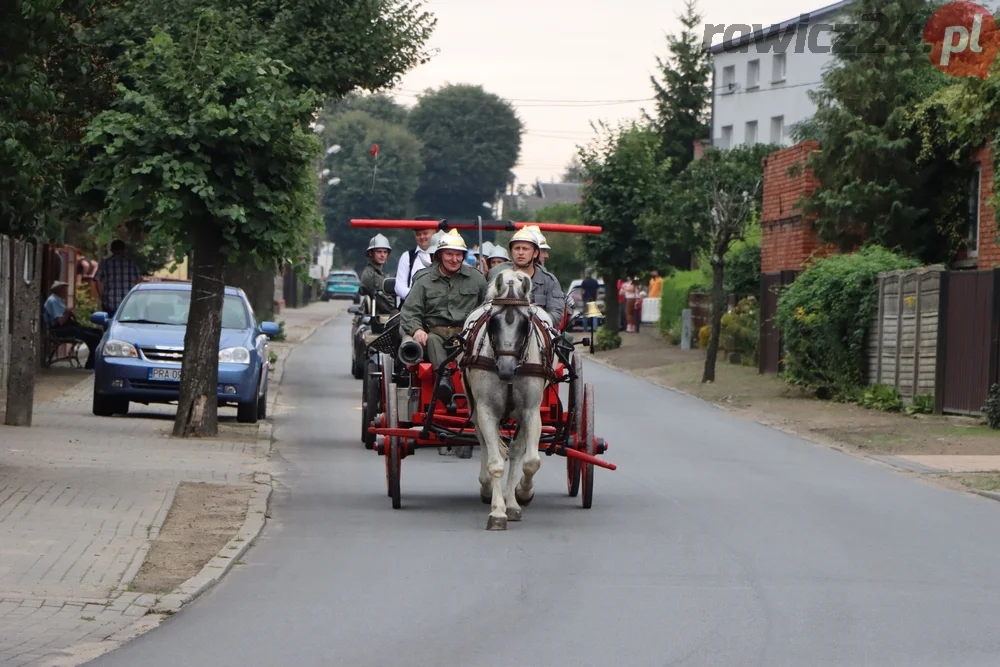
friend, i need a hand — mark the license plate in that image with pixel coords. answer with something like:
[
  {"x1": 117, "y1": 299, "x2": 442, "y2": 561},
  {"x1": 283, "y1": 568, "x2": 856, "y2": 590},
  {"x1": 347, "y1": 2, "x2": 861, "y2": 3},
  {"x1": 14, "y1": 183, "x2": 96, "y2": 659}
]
[{"x1": 149, "y1": 368, "x2": 181, "y2": 381}]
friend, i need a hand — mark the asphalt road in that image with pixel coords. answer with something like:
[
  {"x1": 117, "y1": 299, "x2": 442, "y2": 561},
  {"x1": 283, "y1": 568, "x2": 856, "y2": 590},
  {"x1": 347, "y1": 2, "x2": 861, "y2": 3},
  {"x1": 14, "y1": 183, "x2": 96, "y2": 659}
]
[{"x1": 87, "y1": 311, "x2": 1000, "y2": 667}]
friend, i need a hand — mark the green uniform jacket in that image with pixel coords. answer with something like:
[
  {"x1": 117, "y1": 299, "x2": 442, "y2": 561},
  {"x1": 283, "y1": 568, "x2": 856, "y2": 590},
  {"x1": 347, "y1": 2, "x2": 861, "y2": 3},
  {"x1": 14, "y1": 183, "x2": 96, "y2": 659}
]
[
  {"x1": 486, "y1": 262, "x2": 565, "y2": 323},
  {"x1": 400, "y1": 263, "x2": 487, "y2": 335},
  {"x1": 360, "y1": 261, "x2": 396, "y2": 315}
]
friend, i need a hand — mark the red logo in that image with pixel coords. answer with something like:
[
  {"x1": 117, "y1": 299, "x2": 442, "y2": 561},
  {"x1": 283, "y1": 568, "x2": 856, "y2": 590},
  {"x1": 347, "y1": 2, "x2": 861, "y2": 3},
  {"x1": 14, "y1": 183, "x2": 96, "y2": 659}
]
[{"x1": 924, "y1": 1, "x2": 1000, "y2": 78}]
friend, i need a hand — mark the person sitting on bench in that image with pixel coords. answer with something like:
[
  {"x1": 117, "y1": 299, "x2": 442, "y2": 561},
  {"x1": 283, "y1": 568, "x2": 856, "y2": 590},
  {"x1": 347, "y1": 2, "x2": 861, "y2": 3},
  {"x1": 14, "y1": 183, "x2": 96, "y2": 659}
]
[{"x1": 43, "y1": 281, "x2": 103, "y2": 369}]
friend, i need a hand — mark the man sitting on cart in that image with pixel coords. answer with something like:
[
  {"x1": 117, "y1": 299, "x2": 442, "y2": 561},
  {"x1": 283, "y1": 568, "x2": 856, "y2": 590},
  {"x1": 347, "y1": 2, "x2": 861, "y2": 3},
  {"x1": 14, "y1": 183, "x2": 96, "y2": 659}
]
[
  {"x1": 360, "y1": 234, "x2": 397, "y2": 316},
  {"x1": 486, "y1": 226, "x2": 565, "y2": 325},
  {"x1": 399, "y1": 228, "x2": 487, "y2": 398}
]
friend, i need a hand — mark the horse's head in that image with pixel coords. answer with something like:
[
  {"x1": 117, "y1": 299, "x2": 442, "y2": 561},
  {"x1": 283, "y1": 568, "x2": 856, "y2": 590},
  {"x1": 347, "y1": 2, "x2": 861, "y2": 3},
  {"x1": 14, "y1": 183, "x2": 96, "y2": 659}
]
[{"x1": 487, "y1": 270, "x2": 533, "y2": 381}]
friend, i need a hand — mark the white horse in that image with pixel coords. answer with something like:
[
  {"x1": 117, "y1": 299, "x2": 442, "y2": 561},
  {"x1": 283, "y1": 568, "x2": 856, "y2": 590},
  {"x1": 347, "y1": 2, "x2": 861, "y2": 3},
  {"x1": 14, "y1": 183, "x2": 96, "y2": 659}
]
[{"x1": 461, "y1": 269, "x2": 557, "y2": 531}]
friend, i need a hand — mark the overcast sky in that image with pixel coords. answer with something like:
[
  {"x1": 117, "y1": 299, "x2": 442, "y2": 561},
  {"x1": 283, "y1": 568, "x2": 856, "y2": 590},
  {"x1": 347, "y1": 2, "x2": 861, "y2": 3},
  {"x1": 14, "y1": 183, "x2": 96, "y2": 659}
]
[{"x1": 387, "y1": 0, "x2": 844, "y2": 188}]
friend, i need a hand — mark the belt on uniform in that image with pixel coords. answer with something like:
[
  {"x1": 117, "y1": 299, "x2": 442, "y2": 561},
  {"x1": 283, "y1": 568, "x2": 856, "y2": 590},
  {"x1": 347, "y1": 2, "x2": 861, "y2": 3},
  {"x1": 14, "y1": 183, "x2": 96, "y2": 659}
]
[{"x1": 427, "y1": 325, "x2": 463, "y2": 338}]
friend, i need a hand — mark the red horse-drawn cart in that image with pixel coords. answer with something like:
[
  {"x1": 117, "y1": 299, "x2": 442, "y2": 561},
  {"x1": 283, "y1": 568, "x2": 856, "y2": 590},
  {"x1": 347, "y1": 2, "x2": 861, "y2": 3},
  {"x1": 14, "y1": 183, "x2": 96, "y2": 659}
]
[{"x1": 351, "y1": 218, "x2": 616, "y2": 511}]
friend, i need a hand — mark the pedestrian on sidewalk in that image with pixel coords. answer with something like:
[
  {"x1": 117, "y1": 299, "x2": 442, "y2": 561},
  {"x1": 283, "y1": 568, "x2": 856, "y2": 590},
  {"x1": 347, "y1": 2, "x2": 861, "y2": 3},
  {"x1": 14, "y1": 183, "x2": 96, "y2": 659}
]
[
  {"x1": 94, "y1": 239, "x2": 142, "y2": 318},
  {"x1": 619, "y1": 277, "x2": 637, "y2": 332},
  {"x1": 43, "y1": 281, "x2": 103, "y2": 369}
]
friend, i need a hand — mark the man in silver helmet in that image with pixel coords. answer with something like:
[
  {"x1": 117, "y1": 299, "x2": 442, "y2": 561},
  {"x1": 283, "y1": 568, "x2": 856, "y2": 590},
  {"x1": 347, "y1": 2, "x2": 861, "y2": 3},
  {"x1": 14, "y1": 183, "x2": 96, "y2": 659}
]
[{"x1": 360, "y1": 234, "x2": 396, "y2": 315}]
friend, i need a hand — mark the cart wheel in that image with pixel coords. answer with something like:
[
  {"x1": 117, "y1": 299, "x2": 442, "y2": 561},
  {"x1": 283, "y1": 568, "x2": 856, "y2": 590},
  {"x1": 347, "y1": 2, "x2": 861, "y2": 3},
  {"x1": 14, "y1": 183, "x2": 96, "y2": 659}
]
[
  {"x1": 580, "y1": 383, "x2": 596, "y2": 509},
  {"x1": 362, "y1": 357, "x2": 380, "y2": 449},
  {"x1": 381, "y1": 354, "x2": 401, "y2": 508},
  {"x1": 566, "y1": 352, "x2": 583, "y2": 497}
]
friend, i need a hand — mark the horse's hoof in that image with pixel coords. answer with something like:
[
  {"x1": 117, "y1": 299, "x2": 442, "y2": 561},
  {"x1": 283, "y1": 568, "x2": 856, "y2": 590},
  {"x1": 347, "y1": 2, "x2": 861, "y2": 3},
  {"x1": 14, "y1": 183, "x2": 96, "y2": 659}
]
[
  {"x1": 486, "y1": 515, "x2": 508, "y2": 531},
  {"x1": 515, "y1": 487, "x2": 534, "y2": 506},
  {"x1": 505, "y1": 507, "x2": 522, "y2": 521}
]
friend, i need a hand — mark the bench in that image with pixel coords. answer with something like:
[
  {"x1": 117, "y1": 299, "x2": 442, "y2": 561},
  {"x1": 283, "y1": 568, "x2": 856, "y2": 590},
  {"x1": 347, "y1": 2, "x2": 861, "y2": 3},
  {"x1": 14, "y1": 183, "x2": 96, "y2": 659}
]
[{"x1": 43, "y1": 328, "x2": 86, "y2": 368}]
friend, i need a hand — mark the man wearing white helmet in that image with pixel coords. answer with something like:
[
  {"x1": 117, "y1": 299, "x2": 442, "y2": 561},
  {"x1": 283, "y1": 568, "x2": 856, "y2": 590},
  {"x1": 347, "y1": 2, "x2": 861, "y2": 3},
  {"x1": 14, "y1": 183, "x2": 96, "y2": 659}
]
[
  {"x1": 485, "y1": 225, "x2": 565, "y2": 324},
  {"x1": 393, "y1": 217, "x2": 435, "y2": 304},
  {"x1": 360, "y1": 234, "x2": 396, "y2": 315},
  {"x1": 486, "y1": 245, "x2": 509, "y2": 271},
  {"x1": 537, "y1": 234, "x2": 551, "y2": 266}
]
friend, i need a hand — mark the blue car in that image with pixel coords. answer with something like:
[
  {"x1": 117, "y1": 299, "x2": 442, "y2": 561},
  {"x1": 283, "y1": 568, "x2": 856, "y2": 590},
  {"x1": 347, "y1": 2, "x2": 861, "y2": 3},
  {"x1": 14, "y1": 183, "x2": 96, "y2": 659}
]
[
  {"x1": 89, "y1": 282, "x2": 280, "y2": 423},
  {"x1": 323, "y1": 270, "x2": 361, "y2": 303}
]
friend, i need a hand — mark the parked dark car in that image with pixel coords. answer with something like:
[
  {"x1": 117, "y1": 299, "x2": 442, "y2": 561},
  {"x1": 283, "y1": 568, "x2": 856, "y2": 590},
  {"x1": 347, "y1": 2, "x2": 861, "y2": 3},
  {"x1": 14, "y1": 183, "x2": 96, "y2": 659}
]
[{"x1": 90, "y1": 283, "x2": 279, "y2": 423}]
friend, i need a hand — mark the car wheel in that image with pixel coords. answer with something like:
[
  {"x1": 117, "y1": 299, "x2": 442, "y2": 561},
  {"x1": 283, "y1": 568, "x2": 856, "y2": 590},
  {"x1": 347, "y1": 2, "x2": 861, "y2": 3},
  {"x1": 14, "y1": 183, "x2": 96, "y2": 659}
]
[
  {"x1": 93, "y1": 392, "x2": 127, "y2": 417},
  {"x1": 237, "y1": 379, "x2": 260, "y2": 424}
]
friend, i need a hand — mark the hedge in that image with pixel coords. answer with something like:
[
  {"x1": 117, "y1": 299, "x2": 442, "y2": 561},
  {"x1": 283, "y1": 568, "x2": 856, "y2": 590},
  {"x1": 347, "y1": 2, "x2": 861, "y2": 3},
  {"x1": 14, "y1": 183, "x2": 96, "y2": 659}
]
[
  {"x1": 657, "y1": 270, "x2": 710, "y2": 342},
  {"x1": 774, "y1": 245, "x2": 919, "y2": 398}
]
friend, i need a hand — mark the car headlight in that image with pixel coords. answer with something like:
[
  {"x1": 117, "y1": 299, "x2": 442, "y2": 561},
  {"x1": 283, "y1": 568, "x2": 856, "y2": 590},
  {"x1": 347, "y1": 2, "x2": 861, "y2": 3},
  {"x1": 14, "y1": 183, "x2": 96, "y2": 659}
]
[
  {"x1": 219, "y1": 347, "x2": 251, "y2": 364},
  {"x1": 104, "y1": 339, "x2": 138, "y2": 358}
]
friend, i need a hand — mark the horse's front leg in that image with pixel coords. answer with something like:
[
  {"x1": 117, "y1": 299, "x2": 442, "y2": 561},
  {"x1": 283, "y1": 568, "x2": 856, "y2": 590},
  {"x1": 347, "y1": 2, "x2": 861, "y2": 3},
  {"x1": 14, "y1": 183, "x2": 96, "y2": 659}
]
[
  {"x1": 470, "y1": 401, "x2": 508, "y2": 531},
  {"x1": 503, "y1": 430, "x2": 526, "y2": 521},
  {"x1": 515, "y1": 383, "x2": 544, "y2": 507}
]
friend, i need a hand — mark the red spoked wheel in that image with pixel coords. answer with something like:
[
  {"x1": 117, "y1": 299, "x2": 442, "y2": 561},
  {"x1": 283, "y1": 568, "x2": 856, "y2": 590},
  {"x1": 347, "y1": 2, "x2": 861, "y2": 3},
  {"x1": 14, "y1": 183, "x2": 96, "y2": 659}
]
[
  {"x1": 566, "y1": 352, "x2": 582, "y2": 497},
  {"x1": 580, "y1": 383, "x2": 595, "y2": 509}
]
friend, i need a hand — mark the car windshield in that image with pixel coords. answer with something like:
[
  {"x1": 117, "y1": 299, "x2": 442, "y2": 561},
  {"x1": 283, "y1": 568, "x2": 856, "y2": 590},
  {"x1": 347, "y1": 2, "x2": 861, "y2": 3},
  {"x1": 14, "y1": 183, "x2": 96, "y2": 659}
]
[{"x1": 116, "y1": 291, "x2": 250, "y2": 329}]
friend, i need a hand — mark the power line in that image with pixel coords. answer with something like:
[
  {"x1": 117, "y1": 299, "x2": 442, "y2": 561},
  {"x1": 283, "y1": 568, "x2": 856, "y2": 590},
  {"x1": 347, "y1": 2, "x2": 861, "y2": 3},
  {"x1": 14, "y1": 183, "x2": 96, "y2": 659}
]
[{"x1": 390, "y1": 88, "x2": 655, "y2": 107}]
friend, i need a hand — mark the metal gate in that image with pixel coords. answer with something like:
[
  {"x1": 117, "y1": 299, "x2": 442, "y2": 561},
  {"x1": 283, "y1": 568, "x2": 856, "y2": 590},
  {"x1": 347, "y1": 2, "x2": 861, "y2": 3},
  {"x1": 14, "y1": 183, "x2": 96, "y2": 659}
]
[{"x1": 937, "y1": 269, "x2": 1000, "y2": 415}]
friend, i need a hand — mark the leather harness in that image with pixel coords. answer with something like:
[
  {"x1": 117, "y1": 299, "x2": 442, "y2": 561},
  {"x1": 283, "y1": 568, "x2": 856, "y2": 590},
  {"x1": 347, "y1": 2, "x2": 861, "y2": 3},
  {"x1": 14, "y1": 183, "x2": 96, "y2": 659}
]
[{"x1": 459, "y1": 297, "x2": 556, "y2": 382}]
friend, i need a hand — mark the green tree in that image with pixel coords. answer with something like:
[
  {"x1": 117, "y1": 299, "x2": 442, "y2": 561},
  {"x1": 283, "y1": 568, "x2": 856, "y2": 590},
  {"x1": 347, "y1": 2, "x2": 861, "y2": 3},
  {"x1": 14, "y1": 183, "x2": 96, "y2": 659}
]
[
  {"x1": 323, "y1": 92, "x2": 410, "y2": 126},
  {"x1": 663, "y1": 145, "x2": 776, "y2": 381},
  {"x1": 320, "y1": 110, "x2": 424, "y2": 271},
  {"x1": 1, "y1": 0, "x2": 114, "y2": 239},
  {"x1": 561, "y1": 156, "x2": 587, "y2": 183},
  {"x1": 644, "y1": 0, "x2": 711, "y2": 173},
  {"x1": 535, "y1": 204, "x2": 586, "y2": 286},
  {"x1": 408, "y1": 84, "x2": 523, "y2": 218},
  {"x1": 577, "y1": 121, "x2": 667, "y2": 339},
  {"x1": 792, "y1": 0, "x2": 959, "y2": 263},
  {"x1": 79, "y1": 15, "x2": 322, "y2": 436}
]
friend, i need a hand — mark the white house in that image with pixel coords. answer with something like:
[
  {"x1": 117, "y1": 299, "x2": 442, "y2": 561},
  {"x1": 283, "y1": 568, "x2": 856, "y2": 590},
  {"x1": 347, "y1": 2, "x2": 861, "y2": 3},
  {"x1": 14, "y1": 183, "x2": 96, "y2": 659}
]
[{"x1": 708, "y1": 0, "x2": 851, "y2": 149}]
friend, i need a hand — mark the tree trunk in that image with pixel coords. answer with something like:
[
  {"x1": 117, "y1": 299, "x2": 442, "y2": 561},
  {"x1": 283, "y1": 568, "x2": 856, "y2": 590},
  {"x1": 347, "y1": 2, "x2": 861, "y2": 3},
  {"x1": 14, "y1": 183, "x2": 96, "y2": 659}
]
[
  {"x1": 226, "y1": 260, "x2": 275, "y2": 323},
  {"x1": 173, "y1": 224, "x2": 226, "y2": 438},
  {"x1": 601, "y1": 272, "x2": 619, "y2": 333},
  {"x1": 5, "y1": 240, "x2": 41, "y2": 426},
  {"x1": 702, "y1": 259, "x2": 726, "y2": 383}
]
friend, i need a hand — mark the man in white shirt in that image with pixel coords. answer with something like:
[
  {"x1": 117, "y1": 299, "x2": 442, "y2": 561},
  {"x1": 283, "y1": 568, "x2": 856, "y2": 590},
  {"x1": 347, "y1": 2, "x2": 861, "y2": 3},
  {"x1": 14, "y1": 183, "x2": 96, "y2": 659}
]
[{"x1": 394, "y1": 221, "x2": 435, "y2": 303}]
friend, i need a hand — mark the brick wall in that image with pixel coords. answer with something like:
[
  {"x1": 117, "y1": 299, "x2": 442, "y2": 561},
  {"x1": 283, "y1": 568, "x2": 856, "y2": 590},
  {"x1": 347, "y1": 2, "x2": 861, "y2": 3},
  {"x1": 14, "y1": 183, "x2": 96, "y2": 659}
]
[
  {"x1": 969, "y1": 145, "x2": 1000, "y2": 268},
  {"x1": 760, "y1": 141, "x2": 836, "y2": 273}
]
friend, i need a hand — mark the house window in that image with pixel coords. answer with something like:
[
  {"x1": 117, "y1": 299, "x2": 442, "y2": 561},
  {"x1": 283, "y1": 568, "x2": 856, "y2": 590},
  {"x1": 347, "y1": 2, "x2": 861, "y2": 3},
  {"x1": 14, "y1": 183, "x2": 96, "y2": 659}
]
[
  {"x1": 770, "y1": 115, "x2": 785, "y2": 143},
  {"x1": 968, "y1": 163, "x2": 981, "y2": 256},
  {"x1": 747, "y1": 59, "x2": 760, "y2": 89},
  {"x1": 773, "y1": 53, "x2": 787, "y2": 82},
  {"x1": 721, "y1": 125, "x2": 733, "y2": 149},
  {"x1": 722, "y1": 65, "x2": 736, "y2": 93},
  {"x1": 745, "y1": 120, "x2": 758, "y2": 146}
]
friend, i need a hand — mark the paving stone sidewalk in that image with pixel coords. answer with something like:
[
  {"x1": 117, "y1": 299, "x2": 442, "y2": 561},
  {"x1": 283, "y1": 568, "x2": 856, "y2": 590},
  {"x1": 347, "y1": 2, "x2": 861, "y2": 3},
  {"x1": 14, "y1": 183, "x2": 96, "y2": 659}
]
[{"x1": 0, "y1": 299, "x2": 345, "y2": 666}]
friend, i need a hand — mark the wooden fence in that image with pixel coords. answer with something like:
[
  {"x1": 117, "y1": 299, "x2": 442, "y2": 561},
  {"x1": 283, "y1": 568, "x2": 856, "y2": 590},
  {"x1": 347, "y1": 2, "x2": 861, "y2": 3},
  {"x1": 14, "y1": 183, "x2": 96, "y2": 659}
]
[{"x1": 868, "y1": 266, "x2": 944, "y2": 402}]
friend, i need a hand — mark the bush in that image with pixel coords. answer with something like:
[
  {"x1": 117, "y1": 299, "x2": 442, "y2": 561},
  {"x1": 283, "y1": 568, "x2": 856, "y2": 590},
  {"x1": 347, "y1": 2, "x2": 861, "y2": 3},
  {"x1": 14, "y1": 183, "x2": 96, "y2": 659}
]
[
  {"x1": 657, "y1": 270, "x2": 710, "y2": 338},
  {"x1": 985, "y1": 384, "x2": 1000, "y2": 429},
  {"x1": 724, "y1": 243, "x2": 761, "y2": 298},
  {"x1": 857, "y1": 384, "x2": 903, "y2": 412},
  {"x1": 698, "y1": 324, "x2": 711, "y2": 348},
  {"x1": 720, "y1": 296, "x2": 760, "y2": 364},
  {"x1": 906, "y1": 393, "x2": 935, "y2": 415},
  {"x1": 595, "y1": 325, "x2": 621, "y2": 351},
  {"x1": 775, "y1": 245, "x2": 919, "y2": 397}
]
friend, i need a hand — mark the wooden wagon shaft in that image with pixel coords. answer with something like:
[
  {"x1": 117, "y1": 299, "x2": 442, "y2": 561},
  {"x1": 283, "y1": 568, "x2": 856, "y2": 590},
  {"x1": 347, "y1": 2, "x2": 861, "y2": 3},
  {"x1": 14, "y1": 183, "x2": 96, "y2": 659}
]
[{"x1": 350, "y1": 218, "x2": 603, "y2": 234}]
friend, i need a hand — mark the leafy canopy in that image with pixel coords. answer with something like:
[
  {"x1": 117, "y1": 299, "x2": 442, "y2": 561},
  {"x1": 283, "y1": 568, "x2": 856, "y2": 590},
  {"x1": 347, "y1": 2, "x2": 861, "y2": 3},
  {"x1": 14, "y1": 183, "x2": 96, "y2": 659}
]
[
  {"x1": 78, "y1": 11, "x2": 322, "y2": 268},
  {"x1": 320, "y1": 110, "x2": 424, "y2": 270},
  {"x1": 408, "y1": 84, "x2": 523, "y2": 218},
  {"x1": 578, "y1": 120, "x2": 666, "y2": 280},
  {"x1": 793, "y1": 0, "x2": 958, "y2": 263}
]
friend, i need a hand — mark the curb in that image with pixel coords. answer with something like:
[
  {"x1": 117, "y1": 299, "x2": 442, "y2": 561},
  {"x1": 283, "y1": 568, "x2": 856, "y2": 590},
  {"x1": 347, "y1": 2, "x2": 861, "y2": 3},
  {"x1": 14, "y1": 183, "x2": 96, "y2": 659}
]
[
  {"x1": 150, "y1": 471, "x2": 273, "y2": 614},
  {"x1": 971, "y1": 489, "x2": 1000, "y2": 503}
]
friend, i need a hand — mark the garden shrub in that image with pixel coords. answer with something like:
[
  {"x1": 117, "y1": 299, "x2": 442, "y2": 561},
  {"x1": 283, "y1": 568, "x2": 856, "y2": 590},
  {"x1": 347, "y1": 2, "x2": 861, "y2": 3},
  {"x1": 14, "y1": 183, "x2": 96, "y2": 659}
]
[
  {"x1": 596, "y1": 325, "x2": 621, "y2": 351},
  {"x1": 720, "y1": 296, "x2": 760, "y2": 364},
  {"x1": 985, "y1": 384, "x2": 1000, "y2": 429},
  {"x1": 774, "y1": 245, "x2": 919, "y2": 398},
  {"x1": 858, "y1": 384, "x2": 903, "y2": 412},
  {"x1": 724, "y1": 243, "x2": 761, "y2": 299},
  {"x1": 906, "y1": 393, "x2": 934, "y2": 415},
  {"x1": 698, "y1": 324, "x2": 711, "y2": 348},
  {"x1": 657, "y1": 270, "x2": 709, "y2": 338}
]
